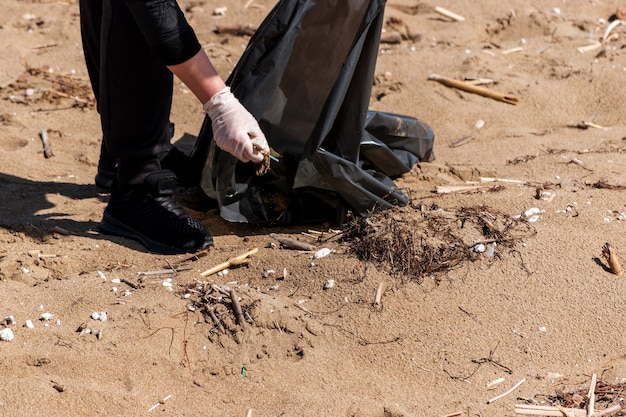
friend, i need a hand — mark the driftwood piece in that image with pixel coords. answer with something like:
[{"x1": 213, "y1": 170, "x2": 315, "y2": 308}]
[
  {"x1": 269, "y1": 233, "x2": 316, "y2": 251},
  {"x1": 428, "y1": 73, "x2": 519, "y2": 105}
]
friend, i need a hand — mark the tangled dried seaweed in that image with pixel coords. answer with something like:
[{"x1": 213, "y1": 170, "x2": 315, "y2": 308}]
[
  {"x1": 342, "y1": 203, "x2": 536, "y2": 283},
  {"x1": 519, "y1": 376, "x2": 626, "y2": 416}
]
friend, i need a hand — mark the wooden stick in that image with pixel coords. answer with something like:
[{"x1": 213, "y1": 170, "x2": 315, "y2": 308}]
[
  {"x1": 487, "y1": 377, "x2": 526, "y2": 404},
  {"x1": 270, "y1": 233, "x2": 315, "y2": 251},
  {"x1": 229, "y1": 288, "x2": 246, "y2": 327},
  {"x1": 587, "y1": 373, "x2": 597, "y2": 417},
  {"x1": 434, "y1": 6, "x2": 466, "y2": 22},
  {"x1": 200, "y1": 248, "x2": 259, "y2": 277},
  {"x1": 428, "y1": 74, "x2": 519, "y2": 105}
]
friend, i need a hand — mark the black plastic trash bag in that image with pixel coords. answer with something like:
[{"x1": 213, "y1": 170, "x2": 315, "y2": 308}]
[{"x1": 191, "y1": 0, "x2": 435, "y2": 224}]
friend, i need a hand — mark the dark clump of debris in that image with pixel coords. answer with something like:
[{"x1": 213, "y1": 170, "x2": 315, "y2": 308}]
[{"x1": 342, "y1": 203, "x2": 536, "y2": 283}]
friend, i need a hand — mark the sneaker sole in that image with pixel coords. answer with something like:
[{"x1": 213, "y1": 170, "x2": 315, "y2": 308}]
[{"x1": 99, "y1": 212, "x2": 213, "y2": 254}]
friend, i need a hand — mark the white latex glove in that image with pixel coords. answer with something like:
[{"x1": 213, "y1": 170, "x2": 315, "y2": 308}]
[{"x1": 202, "y1": 87, "x2": 269, "y2": 163}]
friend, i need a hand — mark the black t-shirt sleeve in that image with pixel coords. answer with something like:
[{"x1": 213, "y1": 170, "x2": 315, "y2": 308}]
[{"x1": 125, "y1": 0, "x2": 201, "y2": 66}]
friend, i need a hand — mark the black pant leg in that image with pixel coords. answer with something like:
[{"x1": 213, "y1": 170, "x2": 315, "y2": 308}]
[{"x1": 97, "y1": 0, "x2": 174, "y2": 185}]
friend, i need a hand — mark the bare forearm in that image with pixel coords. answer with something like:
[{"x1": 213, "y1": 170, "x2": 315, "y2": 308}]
[{"x1": 167, "y1": 49, "x2": 226, "y2": 104}]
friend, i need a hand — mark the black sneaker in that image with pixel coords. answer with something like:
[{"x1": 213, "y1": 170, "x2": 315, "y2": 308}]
[{"x1": 99, "y1": 170, "x2": 214, "y2": 254}]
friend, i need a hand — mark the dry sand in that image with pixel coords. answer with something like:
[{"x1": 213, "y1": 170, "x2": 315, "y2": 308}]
[{"x1": 2, "y1": 1, "x2": 626, "y2": 416}]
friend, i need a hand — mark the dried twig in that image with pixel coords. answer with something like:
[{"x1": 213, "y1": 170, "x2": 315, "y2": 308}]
[
  {"x1": 164, "y1": 249, "x2": 209, "y2": 269},
  {"x1": 204, "y1": 304, "x2": 225, "y2": 334},
  {"x1": 434, "y1": 6, "x2": 465, "y2": 22},
  {"x1": 449, "y1": 135, "x2": 475, "y2": 148},
  {"x1": 137, "y1": 267, "x2": 192, "y2": 276},
  {"x1": 121, "y1": 277, "x2": 139, "y2": 289},
  {"x1": 488, "y1": 378, "x2": 526, "y2": 404},
  {"x1": 428, "y1": 73, "x2": 519, "y2": 105}
]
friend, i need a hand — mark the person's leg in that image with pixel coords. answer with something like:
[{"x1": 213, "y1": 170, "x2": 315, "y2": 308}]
[
  {"x1": 92, "y1": 0, "x2": 212, "y2": 254},
  {"x1": 79, "y1": 0, "x2": 116, "y2": 190}
]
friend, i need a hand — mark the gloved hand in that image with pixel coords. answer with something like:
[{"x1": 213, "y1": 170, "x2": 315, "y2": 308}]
[{"x1": 203, "y1": 87, "x2": 269, "y2": 163}]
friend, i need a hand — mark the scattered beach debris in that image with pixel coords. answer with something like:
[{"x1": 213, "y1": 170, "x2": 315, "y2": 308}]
[{"x1": 343, "y1": 204, "x2": 535, "y2": 282}]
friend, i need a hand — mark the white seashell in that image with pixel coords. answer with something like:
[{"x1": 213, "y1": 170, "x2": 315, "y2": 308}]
[
  {"x1": 0, "y1": 328, "x2": 15, "y2": 342},
  {"x1": 40, "y1": 312, "x2": 54, "y2": 321},
  {"x1": 111, "y1": 278, "x2": 121, "y2": 284},
  {"x1": 313, "y1": 248, "x2": 332, "y2": 259},
  {"x1": 323, "y1": 279, "x2": 335, "y2": 290},
  {"x1": 269, "y1": 284, "x2": 279, "y2": 291},
  {"x1": 263, "y1": 269, "x2": 275, "y2": 278},
  {"x1": 524, "y1": 207, "x2": 541, "y2": 217},
  {"x1": 212, "y1": 6, "x2": 227, "y2": 15},
  {"x1": 473, "y1": 244, "x2": 486, "y2": 253},
  {"x1": 91, "y1": 311, "x2": 107, "y2": 321},
  {"x1": 97, "y1": 271, "x2": 106, "y2": 280},
  {"x1": 474, "y1": 119, "x2": 485, "y2": 129},
  {"x1": 5, "y1": 315, "x2": 16, "y2": 325},
  {"x1": 24, "y1": 320, "x2": 35, "y2": 329}
]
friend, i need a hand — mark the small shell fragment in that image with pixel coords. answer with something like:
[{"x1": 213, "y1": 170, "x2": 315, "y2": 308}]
[
  {"x1": 40, "y1": 312, "x2": 54, "y2": 321},
  {"x1": 91, "y1": 311, "x2": 108, "y2": 322},
  {"x1": 0, "y1": 327, "x2": 15, "y2": 342},
  {"x1": 312, "y1": 248, "x2": 332, "y2": 259},
  {"x1": 323, "y1": 279, "x2": 335, "y2": 290}
]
